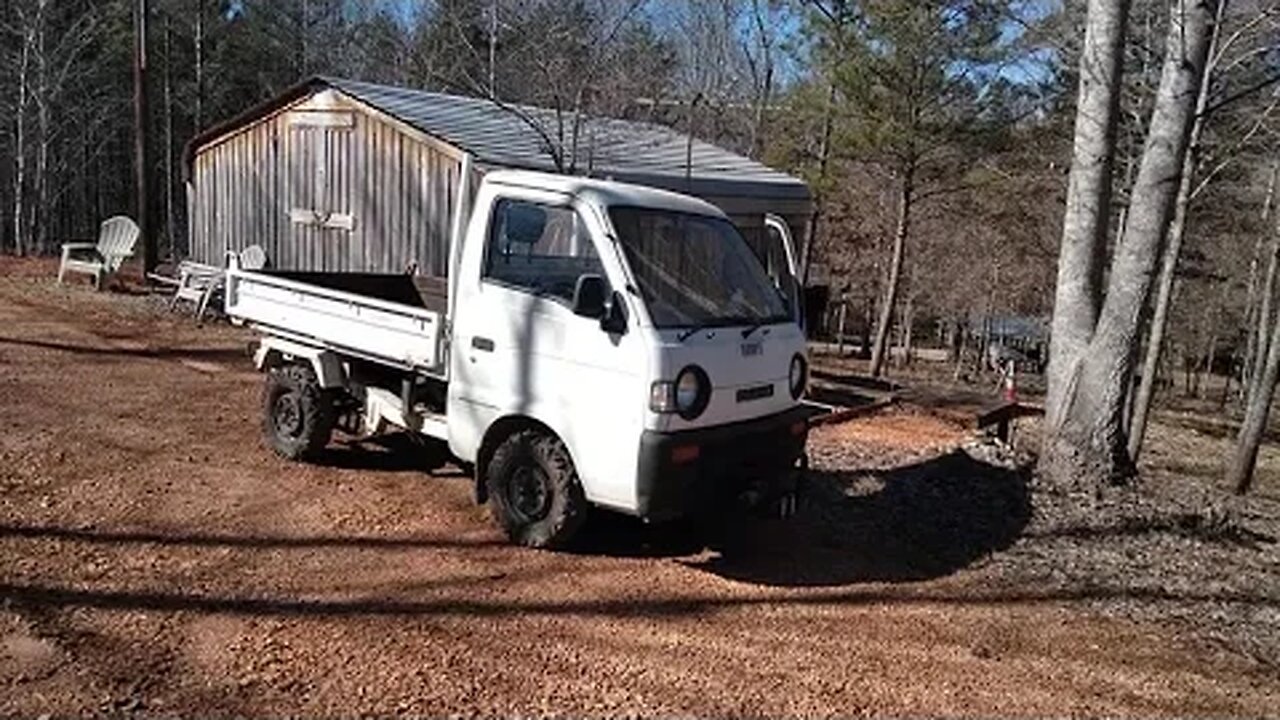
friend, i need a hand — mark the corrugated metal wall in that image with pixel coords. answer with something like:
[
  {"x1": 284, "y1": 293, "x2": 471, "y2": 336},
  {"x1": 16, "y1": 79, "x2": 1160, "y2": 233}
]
[{"x1": 189, "y1": 93, "x2": 463, "y2": 276}]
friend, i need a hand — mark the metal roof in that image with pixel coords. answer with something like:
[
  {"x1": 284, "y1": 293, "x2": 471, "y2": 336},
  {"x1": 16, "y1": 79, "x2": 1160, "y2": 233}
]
[{"x1": 189, "y1": 76, "x2": 810, "y2": 202}]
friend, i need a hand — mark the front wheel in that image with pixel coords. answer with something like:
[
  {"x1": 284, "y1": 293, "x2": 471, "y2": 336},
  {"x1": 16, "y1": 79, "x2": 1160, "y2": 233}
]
[
  {"x1": 262, "y1": 364, "x2": 335, "y2": 461},
  {"x1": 486, "y1": 429, "x2": 587, "y2": 549}
]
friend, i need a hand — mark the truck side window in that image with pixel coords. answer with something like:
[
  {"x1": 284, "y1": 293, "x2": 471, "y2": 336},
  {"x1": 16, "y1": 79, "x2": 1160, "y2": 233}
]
[{"x1": 484, "y1": 198, "x2": 608, "y2": 303}]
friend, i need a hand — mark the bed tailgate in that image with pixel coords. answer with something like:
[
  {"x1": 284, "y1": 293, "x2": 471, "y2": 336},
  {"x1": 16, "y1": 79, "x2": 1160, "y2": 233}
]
[{"x1": 224, "y1": 268, "x2": 444, "y2": 373}]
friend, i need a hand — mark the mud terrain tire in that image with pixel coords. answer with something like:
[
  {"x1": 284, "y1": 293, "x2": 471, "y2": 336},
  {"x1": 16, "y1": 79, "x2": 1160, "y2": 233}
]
[
  {"x1": 486, "y1": 429, "x2": 587, "y2": 549},
  {"x1": 262, "y1": 364, "x2": 335, "y2": 461}
]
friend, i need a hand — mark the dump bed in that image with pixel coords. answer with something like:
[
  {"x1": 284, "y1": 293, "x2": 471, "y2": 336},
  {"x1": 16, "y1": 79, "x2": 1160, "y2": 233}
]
[{"x1": 225, "y1": 268, "x2": 445, "y2": 374}]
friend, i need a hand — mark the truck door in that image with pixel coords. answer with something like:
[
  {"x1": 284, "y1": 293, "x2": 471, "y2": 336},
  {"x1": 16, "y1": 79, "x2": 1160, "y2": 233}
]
[
  {"x1": 447, "y1": 187, "x2": 645, "y2": 511},
  {"x1": 764, "y1": 214, "x2": 804, "y2": 327}
]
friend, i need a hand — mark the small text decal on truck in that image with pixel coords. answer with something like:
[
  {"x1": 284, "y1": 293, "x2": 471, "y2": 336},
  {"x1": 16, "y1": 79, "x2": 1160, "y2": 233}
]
[{"x1": 741, "y1": 341, "x2": 763, "y2": 357}]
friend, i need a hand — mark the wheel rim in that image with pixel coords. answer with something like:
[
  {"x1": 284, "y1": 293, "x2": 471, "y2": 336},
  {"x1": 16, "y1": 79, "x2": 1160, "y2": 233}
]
[
  {"x1": 507, "y1": 465, "x2": 551, "y2": 523},
  {"x1": 272, "y1": 392, "x2": 303, "y2": 439}
]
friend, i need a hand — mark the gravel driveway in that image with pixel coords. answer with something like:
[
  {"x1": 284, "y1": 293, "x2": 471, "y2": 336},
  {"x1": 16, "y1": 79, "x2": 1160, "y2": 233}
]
[{"x1": 1, "y1": 261, "x2": 1275, "y2": 716}]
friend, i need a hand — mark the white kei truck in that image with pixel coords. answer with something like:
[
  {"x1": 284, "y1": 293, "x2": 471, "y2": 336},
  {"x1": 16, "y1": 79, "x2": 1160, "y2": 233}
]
[{"x1": 226, "y1": 168, "x2": 811, "y2": 548}]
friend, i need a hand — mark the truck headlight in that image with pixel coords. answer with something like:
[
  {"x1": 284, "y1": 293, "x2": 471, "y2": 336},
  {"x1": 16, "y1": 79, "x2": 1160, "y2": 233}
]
[
  {"x1": 789, "y1": 354, "x2": 808, "y2": 399},
  {"x1": 650, "y1": 365, "x2": 711, "y2": 419}
]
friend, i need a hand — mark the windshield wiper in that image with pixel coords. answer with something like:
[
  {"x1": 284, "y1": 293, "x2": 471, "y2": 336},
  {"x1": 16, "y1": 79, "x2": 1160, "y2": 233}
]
[
  {"x1": 679, "y1": 317, "x2": 776, "y2": 342},
  {"x1": 677, "y1": 325, "x2": 705, "y2": 342}
]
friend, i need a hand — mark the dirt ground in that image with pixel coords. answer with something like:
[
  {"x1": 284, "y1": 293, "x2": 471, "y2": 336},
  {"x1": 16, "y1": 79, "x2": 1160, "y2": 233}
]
[{"x1": 2, "y1": 258, "x2": 1278, "y2": 717}]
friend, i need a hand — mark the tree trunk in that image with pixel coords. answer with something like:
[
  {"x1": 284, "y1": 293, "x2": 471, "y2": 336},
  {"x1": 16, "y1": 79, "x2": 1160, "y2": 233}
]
[
  {"x1": 860, "y1": 301, "x2": 872, "y2": 358},
  {"x1": 164, "y1": 15, "x2": 176, "y2": 258},
  {"x1": 869, "y1": 168, "x2": 913, "y2": 378},
  {"x1": 748, "y1": 0, "x2": 774, "y2": 160},
  {"x1": 1220, "y1": 368, "x2": 1232, "y2": 407},
  {"x1": 1251, "y1": 168, "x2": 1280, "y2": 398},
  {"x1": 836, "y1": 301, "x2": 847, "y2": 356},
  {"x1": 1123, "y1": 339, "x2": 1140, "y2": 435},
  {"x1": 1201, "y1": 330, "x2": 1218, "y2": 399},
  {"x1": 800, "y1": 82, "x2": 835, "y2": 289},
  {"x1": 1128, "y1": 0, "x2": 1227, "y2": 460},
  {"x1": 1043, "y1": 0, "x2": 1132, "y2": 436},
  {"x1": 900, "y1": 292, "x2": 915, "y2": 367},
  {"x1": 1230, "y1": 167, "x2": 1280, "y2": 493},
  {"x1": 33, "y1": 0, "x2": 49, "y2": 254},
  {"x1": 948, "y1": 317, "x2": 962, "y2": 363},
  {"x1": 194, "y1": 0, "x2": 204, "y2": 132},
  {"x1": 487, "y1": 0, "x2": 497, "y2": 97},
  {"x1": 134, "y1": 0, "x2": 156, "y2": 274},
  {"x1": 1241, "y1": 168, "x2": 1276, "y2": 395},
  {"x1": 953, "y1": 319, "x2": 969, "y2": 381},
  {"x1": 1228, "y1": 292, "x2": 1280, "y2": 494},
  {"x1": 298, "y1": 0, "x2": 310, "y2": 76},
  {"x1": 1128, "y1": 130, "x2": 1202, "y2": 451},
  {"x1": 12, "y1": 21, "x2": 31, "y2": 257},
  {"x1": 1041, "y1": 0, "x2": 1216, "y2": 490},
  {"x1": 77, "y1": 118, "x2": 89, "y2": 236}
]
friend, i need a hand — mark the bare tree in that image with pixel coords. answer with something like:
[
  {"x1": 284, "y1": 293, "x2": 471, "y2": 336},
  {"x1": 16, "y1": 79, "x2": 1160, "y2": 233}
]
[
  {"x1": 1042, "y1": 0, "x2": 1219, "y2": 489},
  {"x1": 1247, "y1": 161, "x2": 1280, "y2": 392},
  {"x1": 7, "y1": 0, "x2": 34, "y2": 255},
  {"x1": 1127, "y1": 0, "x2": 1229, "y2": 459},
  {"x1": 418, "y1": 0, "x2": 660, "y2": 174},
  {"x1": 1229, "y1": 190, "x2": 1280, "y2": 493},
  {"x1": 813, "y1": 0, "x2": 1020, "y2": 378},
  {"x1": 1043, "y1": 0, "x2": 1132, "y2": 440},
  {"x1": 742, "y1": 0, "x2": 785, "y2": 158}
]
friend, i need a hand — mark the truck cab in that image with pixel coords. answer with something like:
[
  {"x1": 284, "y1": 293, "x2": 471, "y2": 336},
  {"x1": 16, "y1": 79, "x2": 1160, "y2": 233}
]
[{"x1": 231, "y1": 169, "x2": 809, "y2": 549}]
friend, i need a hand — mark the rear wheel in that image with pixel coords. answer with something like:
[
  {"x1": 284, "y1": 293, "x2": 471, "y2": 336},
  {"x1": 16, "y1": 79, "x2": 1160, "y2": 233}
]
[
  {"x1": 486, "y1": 429, "x2": 587, "y2": 549},
  {"x1": 262, "y1": 364, "x2": 334, "y2": 461}
]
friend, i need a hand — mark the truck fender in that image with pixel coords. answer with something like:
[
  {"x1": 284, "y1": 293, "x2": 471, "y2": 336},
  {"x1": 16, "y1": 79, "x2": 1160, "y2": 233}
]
[
  {"x1": 253, "y1": 337, "x2": 347, "y2": 389},
  {"x1": 472, "y1": 415, "x2": 565, "y2": 506}
]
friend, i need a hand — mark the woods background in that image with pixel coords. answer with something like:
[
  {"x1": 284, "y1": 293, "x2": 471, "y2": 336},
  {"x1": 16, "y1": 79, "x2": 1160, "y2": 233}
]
[{"x1": 2, "y1": 0, "x2": 1279, "y2": 481}]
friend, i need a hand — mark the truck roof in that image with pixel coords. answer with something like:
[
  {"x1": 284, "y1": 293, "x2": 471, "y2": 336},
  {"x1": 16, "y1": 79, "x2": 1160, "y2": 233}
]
[{"x1": 484, "y1": 170, "x2": 731, "y2": 220}]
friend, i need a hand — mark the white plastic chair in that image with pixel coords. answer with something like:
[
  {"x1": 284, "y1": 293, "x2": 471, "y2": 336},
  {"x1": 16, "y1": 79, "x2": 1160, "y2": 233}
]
[
  {"x1": 195, "y1": 245, "x2": 269, "y2": 321},
  {"x1": 57, "y1": 216, "x2": 140, "y2": 290}
]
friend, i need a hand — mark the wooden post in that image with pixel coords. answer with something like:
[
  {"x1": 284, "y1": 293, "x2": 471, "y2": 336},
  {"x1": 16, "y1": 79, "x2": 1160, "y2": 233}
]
[{"x1": 134, "y1": 0, "x2": 155, "y2": 274}]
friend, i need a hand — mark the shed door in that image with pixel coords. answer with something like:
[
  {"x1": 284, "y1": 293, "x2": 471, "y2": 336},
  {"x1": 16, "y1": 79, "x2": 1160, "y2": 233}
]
[{"x1": 286, "y1": 111, "x2": 354, "y2": 270}]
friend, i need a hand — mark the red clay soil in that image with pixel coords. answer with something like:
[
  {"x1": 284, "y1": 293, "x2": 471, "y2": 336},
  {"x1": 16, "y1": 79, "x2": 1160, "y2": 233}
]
[
  {"x1": 1, "y1": 258, "x2": 1276, "y2": 717},
  {"x1": 812, "y1": 408, "x2": 969, "y2": 453}
]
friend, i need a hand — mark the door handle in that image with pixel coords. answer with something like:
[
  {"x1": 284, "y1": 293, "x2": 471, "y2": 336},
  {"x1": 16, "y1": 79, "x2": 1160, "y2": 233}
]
[{"x1": 471, "y1": 336, "x2": 495, "y2": 352}]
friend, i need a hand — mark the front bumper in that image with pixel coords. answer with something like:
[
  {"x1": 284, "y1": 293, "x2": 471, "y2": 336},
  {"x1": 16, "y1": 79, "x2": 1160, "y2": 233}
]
[{"x1": 635, "y1": 406, "x2": 810, "y2": 521}]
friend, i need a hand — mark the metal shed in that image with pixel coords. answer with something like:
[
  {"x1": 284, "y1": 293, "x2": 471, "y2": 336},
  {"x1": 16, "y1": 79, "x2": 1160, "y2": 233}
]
[{"x1": 185, "y1": 76, "x2": 812, "y2": 276}]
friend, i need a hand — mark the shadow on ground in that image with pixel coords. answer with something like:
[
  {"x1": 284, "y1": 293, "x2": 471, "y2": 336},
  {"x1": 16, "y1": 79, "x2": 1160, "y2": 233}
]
[
  {"x1": 314, "y1": 439, "x2": 1034, "y2": 583},
  {"x1": 565, "y1": 512, "x2": 708, "y2": 559},
  {"x1": 0, "y1": 336, "x2": 246, "y2": 362},
  {"x1": 0, "y1": 523, "x2": 498, "y2": 551},
  {"x1": 5, "y1": 451, "x2": 1280, "y2": 621},
  {"x1": 688, "y1": 450, "x2": 1032, "y2": 587},
  {"x1": 561, "y1": 449, "x2": 1032, "y2": 585},
  {"x1": 314, "y1": 433, "x2": 466, "y2": 476}
]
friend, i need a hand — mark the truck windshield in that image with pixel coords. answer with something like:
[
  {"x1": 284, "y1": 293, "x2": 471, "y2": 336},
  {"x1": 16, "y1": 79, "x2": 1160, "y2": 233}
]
[{"x1": 609, "y1": 207, "x2": 789, "y2": 329}]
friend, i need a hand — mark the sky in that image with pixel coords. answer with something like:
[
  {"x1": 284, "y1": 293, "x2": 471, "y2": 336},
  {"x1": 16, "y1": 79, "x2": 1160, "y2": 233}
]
[{"x1": 369, "y1": 0, "x2": 1062, "y2": 90}]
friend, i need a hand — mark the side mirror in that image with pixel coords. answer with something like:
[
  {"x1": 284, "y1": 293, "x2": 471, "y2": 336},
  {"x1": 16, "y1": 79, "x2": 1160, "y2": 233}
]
[
  {"x1": 572, "y1": 274, "x2": 608, "y2": 319},
  {"x1": 601, "y1": 291, "x2": 628, "y2": 335}
]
